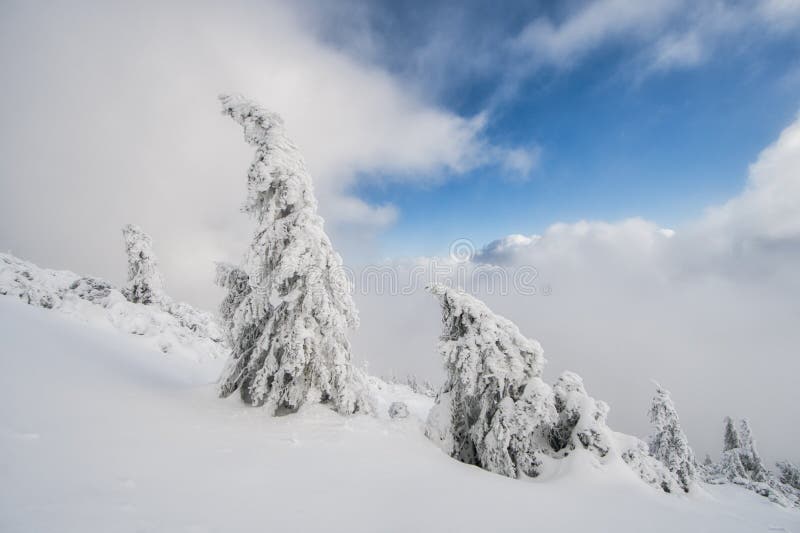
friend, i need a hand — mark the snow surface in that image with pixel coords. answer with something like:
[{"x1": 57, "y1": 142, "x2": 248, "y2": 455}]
[
  {"x1": 1, "y1": 298, "x2": 798, "y2": 532},
  {"x1": 0, "y1": 252, "x2": 226, "y2": 361}
]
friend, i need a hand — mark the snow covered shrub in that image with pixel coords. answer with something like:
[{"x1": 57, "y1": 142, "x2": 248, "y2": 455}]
[
  {"x1": 69, "y1": 276, "x2": 114, "y2": 305},
  {"x1": 122, "y1": 224, "x2": 164, "y2": 305},
  {"x1": 647, "y1": 383, "x2": 696, "y2": 492},
  {"x1": 549, "y1": 371, "x2": 611, "y2": 459},
  {"x1": 776, "y1": 461, "x2": 800, "y2": 490},
  {"x1": 618, "y1": 434, "x2": 683, "y2": 494},
  {"x1": 216, "y1": 94, "x2": 368, "y2": 415},
  {"x1": 0, "y1": 253, "x2": 67, "y2": 309},
  {"x1": 425, "y1": 283, "x2": 553, "y2": 478},
  {"x1": 389, "y1": 402, "x2": 409, "y2": 419}
]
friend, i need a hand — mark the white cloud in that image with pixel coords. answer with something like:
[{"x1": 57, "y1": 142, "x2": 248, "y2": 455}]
[
  {"x1": 513, "y1": 0, "x2": 682, "y2": 67},
  {"x1": 509, "y1": 0, "x2": 800, "y2": 78},
  {"x1": 0, "y1": 1, "x2": 526, "y2": 309}
]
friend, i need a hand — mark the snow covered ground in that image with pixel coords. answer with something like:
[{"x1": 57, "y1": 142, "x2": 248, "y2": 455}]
[{"x1": 1, "y1": 297, "x2": 798, "y2": 533}]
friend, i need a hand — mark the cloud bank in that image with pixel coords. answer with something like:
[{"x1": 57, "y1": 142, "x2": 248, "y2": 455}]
[
  {"x1": 351, "y1": 113, "x2": 800, "y2": 465},
  {"x1": 0, "y1": 1, "x2": 527, "y2": 309}
]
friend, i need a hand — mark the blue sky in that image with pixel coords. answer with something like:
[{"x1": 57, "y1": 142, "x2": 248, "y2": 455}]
[{"x1": 315, "y1": 0, "x2": 800, "y2": 256}]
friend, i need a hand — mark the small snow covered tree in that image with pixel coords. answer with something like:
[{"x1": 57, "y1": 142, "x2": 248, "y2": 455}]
[
  {"x1": 723, "y1": 416, "x2": 742, "y2": 451},
  {"x1": 122, "y1": 224, "x2": 164, "y2": 305},
  {"x1": 424, "y1": 284, "x2": 553, "y2": 478},
  {"x1": 738, "y1": 419, "x2": 768, "y2": 482},
  {"x1": 776, "y1": 461, "x2": 800, "y2": 490},
  {"x1": 647, "y1": 383, "x2": 696, "y2": 492},
  {"x1": 216, "y1": 94, "x2": 367, "y2": 415}
]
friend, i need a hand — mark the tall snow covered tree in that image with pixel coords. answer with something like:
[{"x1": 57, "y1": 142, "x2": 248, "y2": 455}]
[
  {"x1": 216, "y1": 94, "x2": 367, "y2": 415},
  {"x1": 122, "y1": 224, "x2": 164, "y2": 305},
  {"x1": 424, "y1": 283, "x2": 553, "y2": 478},
  {"x1": 647, "y1": 383, "x2": 696, "y2": 492}
]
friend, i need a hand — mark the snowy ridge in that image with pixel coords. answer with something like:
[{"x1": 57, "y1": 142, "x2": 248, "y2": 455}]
[{"x1": 0, "y1": 252, "x2": 226, "y2": 361}]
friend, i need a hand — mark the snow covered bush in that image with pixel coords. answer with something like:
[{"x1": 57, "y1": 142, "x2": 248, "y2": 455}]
[
  {"x1": 776, "y1": 461, "x2": 800, "y2": 490},
  {"x1": 122, "y1": 224, "x2": 164, "y2": 305},
  {"x1": 549, "y1": 371, "x2": 611, "y2": 459},
  {"x1": 618, "y1": 434, "x2": 683, "y2": 494},
  {"x1": 388, "y1": 402, "x2": 409, "y2": 419},
  {"x1": 216, "y1": 94, "x2": 368, "y2": 415},
  {"x1": 647, "y1": 383, "x2": 696, "y2": 492}
]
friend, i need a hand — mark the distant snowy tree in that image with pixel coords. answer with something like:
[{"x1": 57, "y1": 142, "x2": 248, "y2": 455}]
[
  {"x1": 647, "y1": 383, "x2": 696, "y2": 492},
  {"x1": 776, "y1": 461, "x2": 800, "y2": 490},
  {"x1": 424, "y1": 284, "x2": 552, "y2": 478},
  {"x1": 703, "y1": 454, "x2": 713, "y2": 467},
  {"x1": 216, "y1": 94, "x2": 367, "y2": 415},
  {"x1": 738, "y1": 419, "x2": 768, "y2": 482},
  {"x1": 122, "y1": 224, "x2": 164, "y2": 305},
  {"x1": 723, "y1": 416, "x2": 742, "y2": 451},
  {"x1": 711, "y1": 417, "x2": 800, "y2": 508}
]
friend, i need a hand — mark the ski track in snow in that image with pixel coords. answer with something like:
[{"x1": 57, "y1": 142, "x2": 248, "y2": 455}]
[{"x1": 0, "y1": 298, "x2": 798, "y2": 533}]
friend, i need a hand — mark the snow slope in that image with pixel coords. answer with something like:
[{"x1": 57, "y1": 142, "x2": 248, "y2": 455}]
[
  {"x1": 1, "y1": 298, "x2": 798, "y2": 532},
  {"x1": 0, "y1": 252, "x2": 226, "y2": 361}
]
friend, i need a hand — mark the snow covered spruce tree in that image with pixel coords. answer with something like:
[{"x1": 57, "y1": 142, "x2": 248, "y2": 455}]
[
  {"x1": 717, "y1": 417, "x2": 769, "y2": 483},
  {"x1": 122, "y1": 224, "x2": 164, "y2": 305},
  {"x1": 647, "y1": 383, "x2": 696, "y2": 492},
  {"x1": 738, "y1": 419, "x2": 769, "y2": 482},
  {"x1": 216, "y1": 94, "x2": 367, "y2": 415},
  {"x1": 723, "y1": 416, "x2": 742, "y2": 451},
  {"x1": 425, "y1": 283, "x2": 555, "y2": 478},
  {"x1": 776, "y1": 461, "x2": 800, "y2": 490},
  {"x1": 718, "y1": 417, "x2": 748, "y2": 481}
]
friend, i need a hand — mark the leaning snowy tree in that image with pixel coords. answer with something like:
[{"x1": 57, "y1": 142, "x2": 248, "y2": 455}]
[
  {"x1": 647, "y1": 383, "x2": 696, "y2": 492},
  {"x1": 425, "y1": 283, "x2": 554, "y2": 478},
  {"x1": 216, "y1": 94, "x2": 368, "y2": 415},
  {"x1": 122, "y1": 224, "x2": 164, "y2": 305}
]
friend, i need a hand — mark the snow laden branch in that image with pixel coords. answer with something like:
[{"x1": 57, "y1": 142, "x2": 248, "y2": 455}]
[{"x1": 216, "y1": 94, "x2": 369, "y2": 415}]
